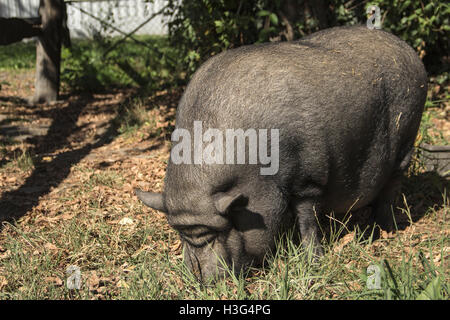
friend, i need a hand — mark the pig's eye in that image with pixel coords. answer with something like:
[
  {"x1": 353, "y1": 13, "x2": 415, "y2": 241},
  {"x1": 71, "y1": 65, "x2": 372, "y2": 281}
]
[{"x1": 177, "y1": 225, "x2": 218, "y2": 248}]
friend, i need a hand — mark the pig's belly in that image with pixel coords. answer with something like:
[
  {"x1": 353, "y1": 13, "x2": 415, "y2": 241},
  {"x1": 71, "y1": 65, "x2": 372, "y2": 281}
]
[
  {"x1": 323, "y1": 192, "x2": 374, "y2": 214},
  {"x1": 321, "y1": 173, "x2": 387, "y2": 214}
]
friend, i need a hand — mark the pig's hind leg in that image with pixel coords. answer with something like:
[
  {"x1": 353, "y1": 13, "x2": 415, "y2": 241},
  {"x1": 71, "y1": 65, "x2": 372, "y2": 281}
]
[
  {"x1": 372, "y1": 176, "x2": 401, "y2": 232},
  {"x1": 372, "y1": 146, "x2": 414, "y2": 233}
]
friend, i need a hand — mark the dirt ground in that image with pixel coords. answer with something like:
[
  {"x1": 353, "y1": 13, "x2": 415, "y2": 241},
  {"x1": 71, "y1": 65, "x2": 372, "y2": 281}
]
[
  {"x1": 0, "y1": 70, "x2": 448, "y2": 299},
  {"x1": 0, "y1": 69, "x2": 448, "y2": 249},
  {"x1": 0, "y1": 69, "x2": 180, "y2": 225}
]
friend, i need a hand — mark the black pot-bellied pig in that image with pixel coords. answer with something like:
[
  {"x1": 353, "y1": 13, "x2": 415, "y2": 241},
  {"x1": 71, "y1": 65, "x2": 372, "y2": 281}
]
[{"x1": 136, "y1": 26, "x2": 427, "y2": 280}]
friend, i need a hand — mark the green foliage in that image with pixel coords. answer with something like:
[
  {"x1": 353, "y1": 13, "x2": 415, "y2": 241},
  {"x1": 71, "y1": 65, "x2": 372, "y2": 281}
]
[
  {"x1": 165, "y1": 0, "x2": 449, "y2": 77},
  {"x1": 0, "y1": 1, "x2": 447, "y2": 93},
  {"x1": 2, "y1": 148, "x2": 35, "y2": 172},
  {"x1": 60, "y1": 36, "x2": 182, "y2": 92},
  {"x1": 358, "y1": 257, "x2": 447, "y2": 300},
  {"x1": 0, "y1": 41, "x2": 36, "y2": 70},
  {"x1": 117, "y1": 98, "x2": 154, "y2": 136},
  {"x1": 164, "y1": 0, "x2": 262, "y2": 74},
  {"x1": 368, "y1": 0, "x2": 449, "y2": 74},
  {"x1": 375, "y1": 253, "x2": 448, "y2": 300}
]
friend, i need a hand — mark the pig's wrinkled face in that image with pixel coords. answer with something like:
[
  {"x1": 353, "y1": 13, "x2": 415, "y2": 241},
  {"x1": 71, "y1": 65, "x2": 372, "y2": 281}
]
[
  {"x1": 165, "y1": 185, "x2": 288, "y2": 281},
  {"x1": 178, "y1": 224, "x2": 249, "y2": 281},
  {"x1": 135, "y1": 179, "x2": 288, "y2": 281},
  {"x1": 164, "y1": 193, "x2": 254, "y2": 281}
]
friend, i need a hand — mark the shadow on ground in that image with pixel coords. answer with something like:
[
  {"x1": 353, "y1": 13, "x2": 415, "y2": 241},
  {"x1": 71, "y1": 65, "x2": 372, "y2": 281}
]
[
  {"x1": 0, "y1": 89, "x2": 175, "y2": 226},
  {"x1": 1, "y1": 87, "x2": 447, "y2": 242},
  {"x1": 0, "y1": 96, "x2": 28, "y2": 105},
  {"x1": 321, "y1": 170, "x2": 449, "y2": 243}
]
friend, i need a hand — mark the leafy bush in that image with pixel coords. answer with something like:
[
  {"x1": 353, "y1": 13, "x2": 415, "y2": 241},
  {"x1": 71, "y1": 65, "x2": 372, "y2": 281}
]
[
  {"x1": 165, "y1": 0, "x2": 449, "y2": 77},
  {"x1": 61, "y1": 35, "x2": 182, "y2": 92},
  {"x1": 0, "y1": 41, "x2": 36, "y2": 70},
  {"x1": 368, "y1": 0, "x2": 449, "y2": 74},
  {"x1": 164, "y1": 0, "x2": 262, "y2": 74}
]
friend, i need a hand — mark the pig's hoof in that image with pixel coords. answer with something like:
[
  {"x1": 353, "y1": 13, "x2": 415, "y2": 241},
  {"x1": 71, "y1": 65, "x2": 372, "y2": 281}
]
[{"x1": 301, "y1": 240, "x2": 324, "y2": 260}]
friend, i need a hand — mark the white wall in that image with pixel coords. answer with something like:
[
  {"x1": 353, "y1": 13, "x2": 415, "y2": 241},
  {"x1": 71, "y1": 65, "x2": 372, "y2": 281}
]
[
  {"x1": 0, "y1": 0, "x2": 40, "y2": 18},
  {"x1": 0, "y1": 0, "x2": 169, "y2": 38}
]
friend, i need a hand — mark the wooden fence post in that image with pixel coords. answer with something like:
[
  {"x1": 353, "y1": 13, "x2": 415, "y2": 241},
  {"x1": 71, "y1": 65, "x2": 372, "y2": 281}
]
[{"x1": 32, "y1": 0, "x2": 66, "y2": 104}]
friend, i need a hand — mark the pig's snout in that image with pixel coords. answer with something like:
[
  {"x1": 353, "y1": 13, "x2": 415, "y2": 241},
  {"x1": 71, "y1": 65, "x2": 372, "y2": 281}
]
[{"x1": 183, "y1": 244, "x2": 228, "y2": 282}]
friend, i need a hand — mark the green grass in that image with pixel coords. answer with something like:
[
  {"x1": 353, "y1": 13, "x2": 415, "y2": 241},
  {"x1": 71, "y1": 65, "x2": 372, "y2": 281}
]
[
  {"x1": 60, "y1": 35, "x2": 183, "y2": 92},
  {"x1": 0, "y1": 36, "x2": 183, "y2": 92},
  {"x1": 117, "y1": 98, "x2": 156, "y2": 137},
  {"x1": 0, "y1": 35, "x2": 448, "y2": 301},
  {"x1": 15, "y1": 149, "x2": 34, "y2": 172},
  {"x1": 1, "y1": 147, "x2": 34, "y2": 172},
  {"x1": 0, "y1": 42, "x2": 36, "y2": 70},
  {"x1": 419, "y1": 109, "x2": 449, "y2": 146},
  {"x1": 0, "y1": 183, "x2": 448, "y2": 299}
]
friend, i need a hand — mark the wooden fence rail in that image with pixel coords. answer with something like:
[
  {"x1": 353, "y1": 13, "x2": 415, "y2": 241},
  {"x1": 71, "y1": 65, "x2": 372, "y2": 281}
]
[{"x1": 0, "y1": 0, "x2": 168, "y2": 103}]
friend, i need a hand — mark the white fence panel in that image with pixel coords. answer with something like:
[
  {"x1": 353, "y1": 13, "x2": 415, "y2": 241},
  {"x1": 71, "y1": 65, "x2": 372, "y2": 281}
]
[
  {"x1": 0, "y1": 0, "x2": 40, "y2": 18},
  {"x1": 0, "y1": 0, "x2": 169, "y2": 38}
]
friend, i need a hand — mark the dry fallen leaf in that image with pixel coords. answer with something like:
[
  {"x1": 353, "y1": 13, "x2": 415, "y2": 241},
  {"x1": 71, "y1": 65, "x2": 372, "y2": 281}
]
[
  {"x1": 132, "y1": 245, "x2": 152, "y2": 258},
  {"x1": 0, "y1": 250, "x2": 11, "y2": 260},
  {"x1": 58, "y1": 213, "x2": 76, "y2": 221},
  {"x1": 333, "y1": 232, "x2": 355, "y2": 253},
  {"x1": 44, "y1": 276, "x2": 63, "y2": 286},
  {"x1": 44, "y1": 243, "x2": 58, "y2": 251},
  {"x1": 170, "y1": 240, "x2": 182, "y2": 253},
  {"x1": 381, "y1": 231, "x2": 395, "y2": 239},
  {"x1": 6, "y1": 176, "x2": 17, "y2": 183},
  {"x1": 86, "y1": 271, "x2": 100, "y2": 291},
  {"x1": 117, "y1": 279, "x2": 129, "y2": 289},
  {"x1": 0, "y1": 276, "x2": 8, "y2": 290},
  {"x1": 433, "y1": 247, "x2": 450, "y2": 266},
  {"x1": 346, "y1": 280, "x2": 362, "y2": 291}
]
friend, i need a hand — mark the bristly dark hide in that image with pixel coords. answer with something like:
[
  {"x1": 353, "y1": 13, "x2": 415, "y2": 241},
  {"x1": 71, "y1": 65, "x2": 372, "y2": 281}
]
[{"x1": 137, "y1": 26, "x2": 428, "y2": 280}]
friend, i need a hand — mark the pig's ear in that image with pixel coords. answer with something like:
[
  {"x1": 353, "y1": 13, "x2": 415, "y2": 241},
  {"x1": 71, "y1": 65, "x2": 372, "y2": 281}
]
[
  {"x1": 213, "y1": 192, "x2": 245, "y2": 214},
  {"x1": 135, "y1": 189, "x2": 167, "y2": 213}
]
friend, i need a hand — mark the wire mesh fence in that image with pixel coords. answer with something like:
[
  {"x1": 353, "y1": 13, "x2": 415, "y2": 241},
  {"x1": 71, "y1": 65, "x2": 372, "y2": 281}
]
[{"x1": 0, "y1": 0, "x2": 169, "y2": 38}]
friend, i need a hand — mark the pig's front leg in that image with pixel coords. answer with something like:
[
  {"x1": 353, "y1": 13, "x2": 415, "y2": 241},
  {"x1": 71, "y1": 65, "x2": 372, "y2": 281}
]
[{"x1": 294, "y1": 199, "x2": 324, "y2": 257}]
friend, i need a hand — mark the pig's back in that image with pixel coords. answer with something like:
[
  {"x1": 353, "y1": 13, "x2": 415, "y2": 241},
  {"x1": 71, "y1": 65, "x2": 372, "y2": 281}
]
[
  {"x1": 178, "y1": 26, "x2": 426, "y2": 131},
  {"x1": 175, "y1": 26, "x2": 427, "y2": 211}
]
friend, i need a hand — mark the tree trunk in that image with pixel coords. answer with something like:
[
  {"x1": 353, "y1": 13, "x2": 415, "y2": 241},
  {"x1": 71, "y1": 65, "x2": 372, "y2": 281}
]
[
  {"x1": 307, "y1": 0, "x2": 329, "y2": 30},
  {"x1": 279, "y1": 0, "x2": 330, "y2": 40},
  {"x1": 32, "y1": 0, "x2": 66, "y2": 104}
]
